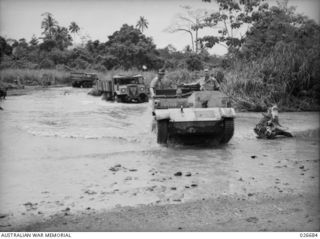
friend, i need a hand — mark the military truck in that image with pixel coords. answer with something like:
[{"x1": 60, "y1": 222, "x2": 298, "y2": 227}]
[
  {"x1": 153, "y1": 88, "x2": 235, "y2": 145},
  {"x1": 96, "y1": 74, "x2": 148, "y2": 103},
  {"x1": 71, "y1": 72, "x2": 98, "y2": 88}
]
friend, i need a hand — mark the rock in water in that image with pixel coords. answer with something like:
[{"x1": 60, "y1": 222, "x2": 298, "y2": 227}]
[
  {"x1": 246, "y1": 217, "x2": 259, "y2": 223},
  {"x1": 0, "y1": 213, "x2": 8, "y2": 219}
]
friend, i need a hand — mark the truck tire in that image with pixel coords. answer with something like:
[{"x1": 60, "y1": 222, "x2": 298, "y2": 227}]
[
  {"x1": 84, "y1": 81, "x2": 93, "y2": 88},
  {"x1": 157, "y1": 120, "x2": 169, "y2": 144},
  {"x1": 139, "y1": 94, "x2": 149, "y2": 103},
  {"x1": 220, "y1": 118, "x2": 234, "y2": 144},
  {"x1": 102, "y1": 92, "x2": 111, "y2": 100},
  {"x1": 82, "y1": 81, "x2": 88, "y2": 88},
  {"x1": 115, "y1": 94, "x2": 122, "y2": 103},
  {"x1": 72, "y1": 81, "x2": 79, "y2": 87}
]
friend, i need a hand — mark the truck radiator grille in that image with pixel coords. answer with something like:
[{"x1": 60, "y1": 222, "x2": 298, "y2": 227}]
[{"x1": 128, "y1": 86, "x2": 138, "y2": 97}]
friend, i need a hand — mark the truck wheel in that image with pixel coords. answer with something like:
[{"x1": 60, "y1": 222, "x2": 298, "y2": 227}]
[
  {"x1": 102, "y1": 92, "x2": 111, "y2": 100},
  {"x1": 115, "y1": 94, "x2": 122, "y2": 103},
  {"x1": 72, "y1": 81, "x2": 79, "y2": 87},
  {"x1": 220, "y1": 118, "x2": 234, "y2": 144},
  {"x1": 139, "y1": 94, "x2": 148, "y2": 103},
  {"x1": 157, "y1": 120, "x2": 169, "y2": 144},
  {"x1": 83, "y1": 81, "x2": 92, "y2": 88},
  {"x1": 82, "y1": 82, "x2": 88, "y2": 88}
]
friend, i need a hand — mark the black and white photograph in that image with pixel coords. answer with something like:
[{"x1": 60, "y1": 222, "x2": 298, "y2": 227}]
[{"x1": 0, "y1": 0, "x2": 319, "y2": 234}]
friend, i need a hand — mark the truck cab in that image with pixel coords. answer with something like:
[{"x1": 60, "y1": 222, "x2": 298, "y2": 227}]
[{"x1": 96, "y1": 74, "x2": 149, "y2": 103}]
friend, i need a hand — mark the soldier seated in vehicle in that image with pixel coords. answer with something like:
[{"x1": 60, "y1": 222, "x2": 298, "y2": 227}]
[
  {"x1": 150, "y1": 69, "x2": 166, "y2": 98},
  {"x1": 198, "y1": 69, "x2": 220, "y2": 91}
]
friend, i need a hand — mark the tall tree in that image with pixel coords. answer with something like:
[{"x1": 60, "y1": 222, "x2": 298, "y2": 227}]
[
  {"x1": 240, "y1": 2, "x2": 320, "y2": 95},
  {"x1": 0, "y1": 36, "x2": 13, "y2": 63},
  {"x1": 104, "y1": 24, "x2": 160, "y2": 69},
  {"x1": 199, "y1": 0, "x2": 268, "y2": 53},
  {"x1": 69, "y1": 22, "x2": 80, "y2": 45},
  {"x1": 53, "y1": 26, "x2": 73, "y2": 50},
  {"x1": 29, "y1": 35, "x2": 39, "y2": 46},
  {"x1": 69, "y1": 22, "x2": 80, "y2": 35},
  {"x1": 165, "y1": 6, "x2": 210, "y2": 53},
  {"x1": 136, "y1": 16, "x2": 149, "y2": 32},
  {"x1": 41, "y1": 12, "x2": 58, "y2": 40}
]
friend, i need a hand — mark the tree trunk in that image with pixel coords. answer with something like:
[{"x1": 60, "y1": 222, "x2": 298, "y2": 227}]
[{"x1": 195, "y1": 30, "x2": 198, "y2": 53}]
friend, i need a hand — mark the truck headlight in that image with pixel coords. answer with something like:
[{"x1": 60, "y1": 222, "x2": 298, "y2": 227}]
[
  {"x1": 121, "y1": 88, "x2": 126, "y2": 93},
  {"x1": 140, "y1": 87, "x2": 145, "y2": 91}
]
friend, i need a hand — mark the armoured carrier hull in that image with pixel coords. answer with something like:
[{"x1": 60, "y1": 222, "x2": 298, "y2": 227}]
[{"x1": 153, "y1": 90, "x2": 236, "y2": 145}]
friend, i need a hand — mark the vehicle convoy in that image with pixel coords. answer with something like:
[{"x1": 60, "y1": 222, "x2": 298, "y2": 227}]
[
  {"x1": 153, "y1": 84, "x2": 236, "y2": 145},
  {"x1": 71, "y1": 72, "x2": 98, "y2": 88},
  {"x1": 95, "y1": 74, "x2": 149, "y2": 103}
]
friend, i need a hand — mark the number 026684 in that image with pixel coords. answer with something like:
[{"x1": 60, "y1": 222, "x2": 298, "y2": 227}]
[{"x1": 300, "y1": 233, "x2": 318, "y2": 237}]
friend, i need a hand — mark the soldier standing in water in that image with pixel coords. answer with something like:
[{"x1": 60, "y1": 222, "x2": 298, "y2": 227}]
[{"x1": 150, "y1": 69, "x2": 166, "y2": 115}]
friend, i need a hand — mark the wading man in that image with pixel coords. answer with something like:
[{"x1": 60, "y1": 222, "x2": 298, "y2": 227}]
[{"x1": 150, "y1": 69, "x2": 166, "y2": 115}]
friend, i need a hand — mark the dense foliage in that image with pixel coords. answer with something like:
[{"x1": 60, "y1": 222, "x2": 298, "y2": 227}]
[
  {"x1": 224, "y1": 3, "x2": 320, "y2": 110},
  {"x1": 199, "y1": 0, "x2": 269, "y2": 51},
  {"x1": 1, "y1": 2, "x2": 319, "y2": 111},
  {"x1": 0, "y1": 14, "x2": 218, "y2": 72},
  {"x1": 90, "y1": 24, "x2": 162, "y2": 70}
]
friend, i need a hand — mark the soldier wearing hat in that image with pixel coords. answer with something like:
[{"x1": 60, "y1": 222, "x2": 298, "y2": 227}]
[
  {"x1": 150, "y1": 69, "x2": 166, "y2": 115},
  {"x1": 198, "y1": 68, "x2": 220, "y2": 91},
  {"x1": 150, "y1": 69, "x2": 166, "y2": 98}
]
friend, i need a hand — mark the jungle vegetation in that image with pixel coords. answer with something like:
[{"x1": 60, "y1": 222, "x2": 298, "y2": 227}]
[{"x1": 0, "y1": 0, "x2": 319, "y2": 111}]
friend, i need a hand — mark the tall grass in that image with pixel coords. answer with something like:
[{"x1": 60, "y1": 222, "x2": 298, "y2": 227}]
[
  {"x1": 221, "y1": 42, "x2": 320, "y2": 112},
  {"x1": 2, "y1": 59, "x2": 317, "y2": 111},
  {"x1": 0, "y1": 69, "x2": 71, "y2": 87},
  {"x1": 0, "y1": 68, "x2": 200, "y2": 89}
]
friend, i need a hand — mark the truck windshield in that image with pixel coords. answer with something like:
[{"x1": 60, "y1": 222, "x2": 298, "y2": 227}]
[{"x1": 116, "y1": 78, "x2": 140, "y2": 85}]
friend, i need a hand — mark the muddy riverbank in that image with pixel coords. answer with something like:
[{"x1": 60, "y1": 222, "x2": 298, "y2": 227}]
[
  {"x1": 14, "y1": 192, "x2": 319, "y2": 231},
  {"x1": 0, "y1": 87, "x2": 319, "y2": 231}
]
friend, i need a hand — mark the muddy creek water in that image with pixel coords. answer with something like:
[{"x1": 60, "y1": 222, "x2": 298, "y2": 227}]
[{"x1": 0, "y1": 87, "x2": 319, "y2": 227}]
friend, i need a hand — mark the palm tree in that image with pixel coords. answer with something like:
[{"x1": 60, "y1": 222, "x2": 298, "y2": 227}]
[
  {"x1": 136, "y1": 16, "x2": 149, "y2": 33},
  {"x1": 29, "y1": 35, "x2": 39, "y2": 46},
  {"x1": 69, "y1": 22, "x2": 80, "y2": 44},
  {"x1": 69, "y1": 21, "x2": 80, "y2": 35},
  {"x1": 41, "y1": 12, "x2": 58, "y2": 40},
  {"x1": 53, "y1": 26, "x2": 72, "y2": 50}
]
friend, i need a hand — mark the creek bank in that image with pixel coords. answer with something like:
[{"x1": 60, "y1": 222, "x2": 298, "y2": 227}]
[
  {"x1": 5, "y1": 85, "x2": 68, "y2": 96},
  {"x1": 11, "y1": 193, "x2": 319, "y2": 231},
  {"x1": 2, "y1": 85, "x2": 319, "y2": 112}
]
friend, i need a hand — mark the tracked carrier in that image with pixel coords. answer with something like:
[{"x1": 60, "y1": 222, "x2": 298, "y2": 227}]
[{"x1": 153, "y1": 87, "x2": 235, "y2": 145}]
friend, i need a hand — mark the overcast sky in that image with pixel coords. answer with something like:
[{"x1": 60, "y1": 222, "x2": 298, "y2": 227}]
[{"x1": 0, "y1": 0, "x2": 319, "y2": 55}]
